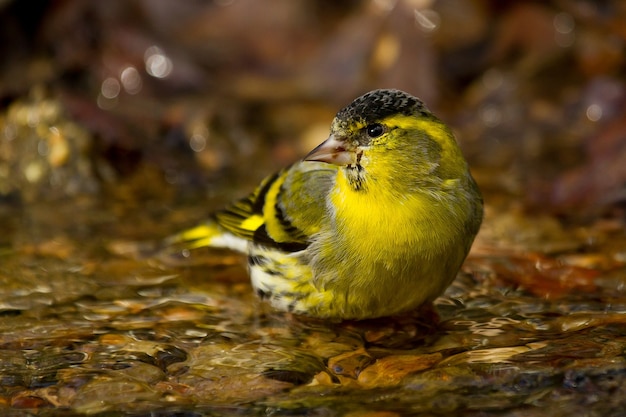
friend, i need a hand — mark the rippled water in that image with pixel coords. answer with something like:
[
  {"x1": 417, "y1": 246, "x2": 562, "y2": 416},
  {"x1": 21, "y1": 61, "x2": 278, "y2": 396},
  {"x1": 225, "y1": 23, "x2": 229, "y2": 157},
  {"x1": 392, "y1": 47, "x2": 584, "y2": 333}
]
[{"x1": 1, "y1": 198, "x2": 625, "y2": 416}]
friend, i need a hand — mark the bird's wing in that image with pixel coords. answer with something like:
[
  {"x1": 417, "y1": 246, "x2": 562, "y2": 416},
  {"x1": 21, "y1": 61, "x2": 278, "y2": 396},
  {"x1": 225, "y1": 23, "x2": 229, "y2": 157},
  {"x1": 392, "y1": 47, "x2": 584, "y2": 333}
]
[
  {"x1": 215, "y1": 161, "x2": 336, "y2": 252},
  {"x1": 160, "y1": 161, "x2": 336, "y2": 255},
  {"x1": 158, "y1": 172, "x2": 283, "y2": 254}
]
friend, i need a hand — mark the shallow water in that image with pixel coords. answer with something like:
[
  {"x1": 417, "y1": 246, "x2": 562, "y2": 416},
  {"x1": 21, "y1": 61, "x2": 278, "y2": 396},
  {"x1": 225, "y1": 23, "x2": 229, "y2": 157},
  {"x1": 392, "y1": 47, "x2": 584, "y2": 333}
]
[{"x1": 1, "y1": 197, "x2": 625, "y2": 416}]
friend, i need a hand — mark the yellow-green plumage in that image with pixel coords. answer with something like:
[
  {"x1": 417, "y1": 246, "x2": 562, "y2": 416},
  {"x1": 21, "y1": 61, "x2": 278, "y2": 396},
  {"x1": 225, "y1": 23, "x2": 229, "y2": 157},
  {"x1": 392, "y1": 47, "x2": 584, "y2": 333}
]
[{"x1": 166, "y1": 89, "x2": 483, "y2": 320}]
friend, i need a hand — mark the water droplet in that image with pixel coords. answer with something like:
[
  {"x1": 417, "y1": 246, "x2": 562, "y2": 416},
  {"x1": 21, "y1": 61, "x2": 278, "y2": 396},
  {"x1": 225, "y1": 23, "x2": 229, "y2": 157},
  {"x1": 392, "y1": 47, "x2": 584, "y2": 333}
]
[
  {"x1": 37, "y1": 140, "x2": 49, "y2": 157},
  {"x1": 414, "y1": 9, "x2": 439, "y2": 33},
  {"x1": 554, "y1": 12, "x2": 575, "y2": 48},
  {"x1": 189, "y1": 133, "x2": 207, "y2": 153},
  {"x1": 553, "y1": 12, "x2": 575, "y2": 34},
  {"x1": 101, "y1": 77, "x2": 121, "y2": 99},
  {"x1": 586, "y1": 103, "x2": 602, "y2": 122},
  {"x1": 145, "y1": 46, "x2": 173, "y2": 79},
  {"x1": 120, "y1": 66, "x2": 142, "y2": 94}
]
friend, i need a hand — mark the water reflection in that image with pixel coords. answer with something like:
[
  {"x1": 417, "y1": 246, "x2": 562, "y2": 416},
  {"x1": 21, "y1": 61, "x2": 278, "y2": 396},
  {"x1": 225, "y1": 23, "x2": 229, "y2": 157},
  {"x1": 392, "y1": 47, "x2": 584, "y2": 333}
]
[{"x1": 1, "y1": 198, "x2": 625, "y2": 414}]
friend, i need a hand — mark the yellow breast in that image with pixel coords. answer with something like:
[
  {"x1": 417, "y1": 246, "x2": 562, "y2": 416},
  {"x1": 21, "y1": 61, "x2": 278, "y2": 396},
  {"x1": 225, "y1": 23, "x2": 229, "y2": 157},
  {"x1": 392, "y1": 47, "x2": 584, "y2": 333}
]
[{"x1": 330, "y1": 170, "x2": 441, "y2": 262}]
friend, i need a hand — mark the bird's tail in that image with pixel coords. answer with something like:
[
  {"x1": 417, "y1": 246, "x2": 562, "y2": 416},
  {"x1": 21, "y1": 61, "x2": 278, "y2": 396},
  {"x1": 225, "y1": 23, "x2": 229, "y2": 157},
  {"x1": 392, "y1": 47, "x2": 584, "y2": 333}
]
[
  {"x1": 109, "y1": 218, "x2": 247, "y2": 266},
  {"x1": 165, "y1": 218, "x2": 248, "y2": 250}
]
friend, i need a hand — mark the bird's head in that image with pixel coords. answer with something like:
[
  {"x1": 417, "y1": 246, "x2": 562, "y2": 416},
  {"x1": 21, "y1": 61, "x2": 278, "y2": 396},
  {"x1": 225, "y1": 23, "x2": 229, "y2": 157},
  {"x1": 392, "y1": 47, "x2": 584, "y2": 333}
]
[{"x1": 305, "y1": 89, "x2": 468, "y2": 192}]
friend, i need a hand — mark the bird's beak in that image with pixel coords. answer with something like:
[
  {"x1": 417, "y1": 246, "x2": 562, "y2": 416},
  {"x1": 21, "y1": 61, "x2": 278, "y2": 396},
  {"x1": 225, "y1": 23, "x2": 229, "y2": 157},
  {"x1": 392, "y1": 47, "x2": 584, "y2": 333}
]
[{"x1": 304, "y1": 134, "x2": 354, "y2": 166}]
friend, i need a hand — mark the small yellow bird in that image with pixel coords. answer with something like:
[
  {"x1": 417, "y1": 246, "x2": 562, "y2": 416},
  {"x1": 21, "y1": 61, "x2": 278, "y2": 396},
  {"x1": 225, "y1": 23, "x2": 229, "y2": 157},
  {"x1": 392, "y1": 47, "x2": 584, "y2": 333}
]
[{"x1": 165, "y1": 89, "x2": 483, "y2": 320}]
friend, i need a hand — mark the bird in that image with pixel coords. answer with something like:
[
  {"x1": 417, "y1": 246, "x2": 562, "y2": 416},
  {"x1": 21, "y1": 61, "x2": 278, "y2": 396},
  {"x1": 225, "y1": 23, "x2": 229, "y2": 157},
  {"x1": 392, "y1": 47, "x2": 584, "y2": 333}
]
[{"x1": 162, "y1": 89, "x2": 483, "y2": 320}]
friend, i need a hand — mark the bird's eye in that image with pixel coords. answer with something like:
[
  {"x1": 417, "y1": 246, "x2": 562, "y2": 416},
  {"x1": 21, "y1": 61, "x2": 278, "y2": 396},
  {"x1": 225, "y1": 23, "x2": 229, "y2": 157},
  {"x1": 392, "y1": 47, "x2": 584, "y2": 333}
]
[{"x1": 366, "y1": 123, "x2": 384, "y2": 138}]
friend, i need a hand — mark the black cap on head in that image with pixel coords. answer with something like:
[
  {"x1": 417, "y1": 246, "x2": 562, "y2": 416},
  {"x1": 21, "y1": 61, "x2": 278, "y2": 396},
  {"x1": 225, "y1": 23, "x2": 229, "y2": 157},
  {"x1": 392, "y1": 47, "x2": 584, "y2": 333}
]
[{"x1": 335, "y1": 89, "x2": 430, "y2": 125}]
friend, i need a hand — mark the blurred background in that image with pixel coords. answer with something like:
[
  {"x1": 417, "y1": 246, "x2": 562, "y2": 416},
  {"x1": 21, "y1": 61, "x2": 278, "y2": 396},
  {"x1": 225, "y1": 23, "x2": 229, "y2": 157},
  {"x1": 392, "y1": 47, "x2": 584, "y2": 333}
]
[
  {"x1": 1, "y1": 2, "x2": 626, "y2": 413},
  {"x1": 1, "y1": 0, "x2": 625, "y2": 221}
]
